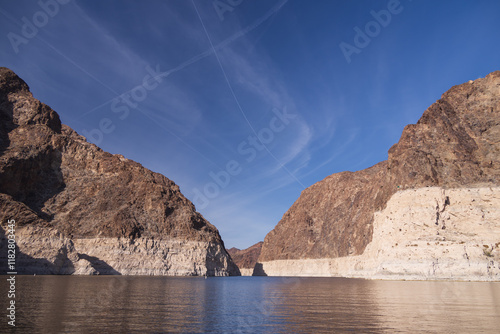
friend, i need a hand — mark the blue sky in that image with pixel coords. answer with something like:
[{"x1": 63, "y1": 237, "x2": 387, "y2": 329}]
[{"x1": 1, "y1": 0, "x2": 499, "y2": 249}]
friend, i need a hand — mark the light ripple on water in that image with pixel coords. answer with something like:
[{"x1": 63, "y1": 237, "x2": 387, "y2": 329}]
[{"x1": 0, "y1": 276, "x2": 499, "y2": 333}]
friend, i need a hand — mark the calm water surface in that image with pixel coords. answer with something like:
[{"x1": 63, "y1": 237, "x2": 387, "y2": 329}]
[{"x1": 1, "y1": 276, "x2": 499, "y2": 333}]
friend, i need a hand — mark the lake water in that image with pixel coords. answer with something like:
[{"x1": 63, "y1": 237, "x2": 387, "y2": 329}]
[{"x1": 1, "y1": 276, "x2": 499, "y2": 333}]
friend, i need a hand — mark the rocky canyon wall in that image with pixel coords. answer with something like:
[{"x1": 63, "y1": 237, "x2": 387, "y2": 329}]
[
  {"x1": 257, "y1": 71, "x2": 500, "y2": 280},
  {"x1": 0, "y1": 67, "x2": 239, "y2": 276},
  {"x1": 258, "y1": 187, "x2": 500, "y2": 280},
  {"x1": 227, "y1": 242, "x2": 263, "y2": 276}
]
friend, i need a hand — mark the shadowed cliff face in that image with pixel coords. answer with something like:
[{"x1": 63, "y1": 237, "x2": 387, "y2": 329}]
[
  {"x1": 259, "y1": 71, "x2": 500, "y2": 262},
  {"x1": 0, "y1": 67, "x2": 239, "y2": 276}
]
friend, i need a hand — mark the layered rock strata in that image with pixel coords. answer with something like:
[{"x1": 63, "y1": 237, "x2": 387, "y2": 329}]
[
  {"x1": 257, "y1": 72, "x2": 500, "y2": 280},
  {"x1": 258, "y1": 187, "x2": 500, "y2": 280},
  {"x1": 0, "y1": 67, "x2": 239, "y2": 276}
]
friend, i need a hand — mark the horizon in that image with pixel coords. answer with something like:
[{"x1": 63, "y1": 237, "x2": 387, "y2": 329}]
[{"x1": 1, "y1": 0, "x2": 500, "y2": 249}]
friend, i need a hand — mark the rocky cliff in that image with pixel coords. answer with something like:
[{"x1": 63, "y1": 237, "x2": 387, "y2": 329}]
[
  {"x1": 257, "y1": 72, "x2": 500, "y2": 280},
  {"x1": 0, "y1": 67, "x2": 239, "y2": 276},
  {"x1": 227, "y1": 242, "x2": 262, "y2": 276}
]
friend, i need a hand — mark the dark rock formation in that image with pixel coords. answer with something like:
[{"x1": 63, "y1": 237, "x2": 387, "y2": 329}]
[
  {"x1": 259, "y1": 71, "x2": 500, "y2": 263},
  {"x1": 227, "y1": 242, "x2": 262, "y2": 274},
  {"x1": 0, "y1": 67, "x2": 239, "y2": 276}
]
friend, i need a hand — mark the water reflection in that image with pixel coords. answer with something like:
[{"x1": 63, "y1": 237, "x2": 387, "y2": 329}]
[
  {"x1": 1, "y1": 276, "x2": 499, "y2": 333},
  {"x1": 261, "y1": 278, "x2": 387, "y2": 333},
  {"x1": 371, "y1": 280, "x2": 500, "y2": 333}
]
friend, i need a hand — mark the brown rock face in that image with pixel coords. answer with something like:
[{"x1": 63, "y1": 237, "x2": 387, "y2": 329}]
[
  {"x1": 0, "y1": 67, "x2": 239, "y2": 276},
  {"x1": 227, "y1": 242, "x2": 263, "y2": 271},
  {"x1": 259, "y1": 71, "x2": 500, "y2": 262}
]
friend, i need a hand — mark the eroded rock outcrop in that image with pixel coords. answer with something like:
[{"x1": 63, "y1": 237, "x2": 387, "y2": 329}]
[
  {"x1": 0, "y1": 67, "x2": 239, "y2": 276},
  {"x1": 227, "y1": 242, "x2": 262, "y2": 276},
  {"x1": 258, "y1": 72, "x2": 500, "y2": 280}
]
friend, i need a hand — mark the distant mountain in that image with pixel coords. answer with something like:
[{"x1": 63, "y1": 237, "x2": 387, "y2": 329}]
[
  {"x1": 227, "y1": 242, "x2": 263, "y2": 275},
  {"x1": 257, "y1": 71, "x2": 500, "y2": 280},
  {"x1": 0, "y1": 67, "x2": 239, "y2": 276}
]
